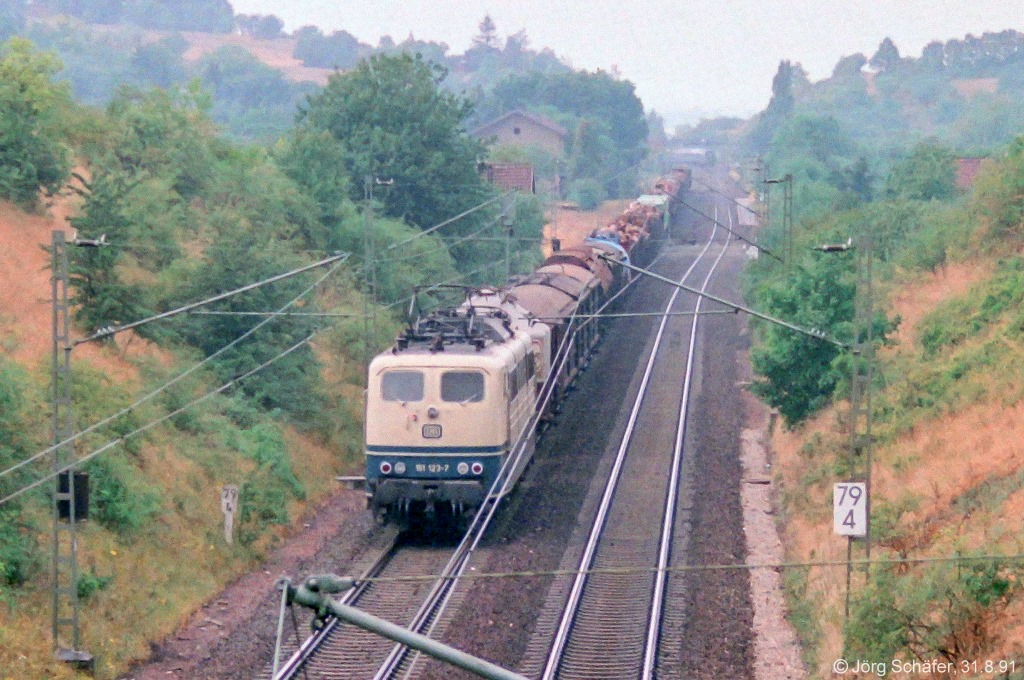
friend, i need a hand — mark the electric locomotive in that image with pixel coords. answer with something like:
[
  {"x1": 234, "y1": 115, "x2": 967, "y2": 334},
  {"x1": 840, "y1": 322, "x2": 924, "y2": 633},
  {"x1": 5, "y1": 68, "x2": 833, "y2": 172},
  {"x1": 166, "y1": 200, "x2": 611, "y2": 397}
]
[
  {"x1": 364, "y1": 169, "x2": 689, "y2": 523},
  {"x1": 364, "y1": 299, "x2": 537, "y2": 523}
]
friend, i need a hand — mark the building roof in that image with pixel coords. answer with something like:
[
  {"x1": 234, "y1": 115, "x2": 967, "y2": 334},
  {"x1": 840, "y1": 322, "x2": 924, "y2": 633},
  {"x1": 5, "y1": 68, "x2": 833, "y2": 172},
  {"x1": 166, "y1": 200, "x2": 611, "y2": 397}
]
[
  {"x1": 471, "y1": 109, "x2": 568, "y2": 139},
  {"x1": 956, "y1": 157, "x2": 985, "y2": 190},
  {"x1": 481, "y1": 163, "x2": 535, "y2": 193}
]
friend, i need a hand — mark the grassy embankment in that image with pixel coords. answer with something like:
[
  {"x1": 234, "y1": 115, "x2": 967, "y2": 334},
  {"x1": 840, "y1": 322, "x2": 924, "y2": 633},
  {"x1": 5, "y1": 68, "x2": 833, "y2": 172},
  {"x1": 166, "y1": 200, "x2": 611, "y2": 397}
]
[
  {"x1": 0, "y1": 199, "x2": 367, "y2": 679},
  {"x1": 769, "y1": 154, "x2": 1024, "y2": 676}
]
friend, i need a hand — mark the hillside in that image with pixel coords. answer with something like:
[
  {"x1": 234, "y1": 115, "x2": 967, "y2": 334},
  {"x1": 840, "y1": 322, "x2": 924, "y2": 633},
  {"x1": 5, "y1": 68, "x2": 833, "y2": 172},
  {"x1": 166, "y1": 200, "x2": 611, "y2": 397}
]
[
  {"x1": 0, "y1": 197, "x2": 356, "y2": 679},
  {"x1": 734, "y1": 39, "x2": 1024, "y2": 674}
]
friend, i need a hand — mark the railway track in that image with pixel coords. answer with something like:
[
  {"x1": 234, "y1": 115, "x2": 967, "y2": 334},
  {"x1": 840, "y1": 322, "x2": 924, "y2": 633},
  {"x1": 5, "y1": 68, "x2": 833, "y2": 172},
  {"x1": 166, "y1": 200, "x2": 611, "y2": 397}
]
[
  {"x1": 268, "y1": 251, "x2": 658, "y2": 680},
  {"x1": 538, "y1": 202, "x2": 732, "y2": 680},
  {"x1": 265, "y1": 193, "x2": 732, "y2": 680}
]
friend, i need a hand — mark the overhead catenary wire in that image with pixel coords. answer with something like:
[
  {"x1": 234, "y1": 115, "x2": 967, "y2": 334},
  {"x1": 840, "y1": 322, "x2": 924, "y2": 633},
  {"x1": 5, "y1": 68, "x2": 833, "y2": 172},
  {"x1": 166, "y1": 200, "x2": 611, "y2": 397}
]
[
  {"x1": 603, "y1": 254, "x2": 848, "y2": 348},
  {"x1": 189, "y1": 311, "x2": 361, "y2": 318},
  {"x1": 321, "y1": 551, "x2": 1024, "y2": 586},
  {"x1": 0, "y1": 332, "x2": 318, "y2": 508},
  {"x1": 382, "y1": 260, "x2": 501, "y2": 311},
  {"x1": 690, "y1": 175, "x2": 759, "y2": 216},
  {"x1": 0, "y1": 257, "x2": 348, "y2": 484},
  {"x1": 75, "y1": 253, "x2": 348, "y2": 345},
  {"x1": 380, "y1": 207, "x2": 513, "y2": 266},
  {"x1": 383, "y1": 192, "x2": 512, "y2": 254},
  {"x1": 670, "y1": 194, "x2": 782, "y2": 263}
]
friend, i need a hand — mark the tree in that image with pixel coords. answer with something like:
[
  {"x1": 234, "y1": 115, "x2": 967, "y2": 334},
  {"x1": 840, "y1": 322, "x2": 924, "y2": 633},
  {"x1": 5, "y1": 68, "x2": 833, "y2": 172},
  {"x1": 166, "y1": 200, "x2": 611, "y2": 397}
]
[
  {"x1": 294, "y1": 27, "x2": 367, "y2": 69},
  {"x1": 122, "y1": 0, "x2": 234, "y2": 33},
  {"x1": 885, "y1": 142, "x2": 957, "y2": 202},
  {"x1": 920, "y1": 41, "x2": 945, "y2": 71},
  {"x1": 298, "y1": 53, "x2": 492, "y2": 231},
  {"x1": 0, "y1": 38, "x2": 71, "y2": 208},
  {"x1": 172, "y1": 229, "x2": 326, "y2": 420},
  {"x1": 474, "y1": 15, "x2": 498, "y2": 49},
  {"x1": 43, "y1": 0, "x2": 122, "y2": 23},
  {"x1": 236, "y1": 13, "x2": 284, "y2": 39},
  {"x1": 746, "y1": 60, "x2": 798, "y2": 152},
  {"x1": 870, "y1": 37, "x2": 901, "y2": 72},
  {"x1": 130, "y1": 35, "x2": 187, "y2": 88},
  {"x1": 67, "y1": 171, "x2": 153, "y2": 335},
  {"x1": 832, "y1": 53, "x2": 866, "y2": 79}
]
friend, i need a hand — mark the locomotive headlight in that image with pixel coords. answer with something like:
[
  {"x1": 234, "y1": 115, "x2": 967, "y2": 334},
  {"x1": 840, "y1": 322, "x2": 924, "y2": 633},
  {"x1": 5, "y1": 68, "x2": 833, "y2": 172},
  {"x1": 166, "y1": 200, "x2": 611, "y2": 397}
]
[
  {"x1": 379, "y1": 461, "x2": 393, "y2": 474},
  {"x1": 470, "y1": 461, "x2": 484, "y2": 475},
  {"x1": 457, "y1": 462, "x2": 469, "y2": 475},
  {"x1": 394, "y1": 462, "x2": 406, "y2": 474}
]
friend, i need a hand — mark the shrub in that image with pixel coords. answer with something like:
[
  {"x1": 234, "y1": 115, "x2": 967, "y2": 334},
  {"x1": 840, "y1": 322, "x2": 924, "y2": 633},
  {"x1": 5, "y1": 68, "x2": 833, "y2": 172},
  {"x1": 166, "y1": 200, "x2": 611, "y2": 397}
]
[
  {"x1": 237, "y1": 423, "x2": 305, "y2": 545},
  {"x1": 846, "y1": 559, "x2": 1022, "y2": 666},
  {"x1": 0, "y1": 506, "x2": 39, "y2": 587},
  {"x1": 0, "y1": 38, "x2": 72, "y2": 208},
  {"x1": 568, "y1": 178, "x2": 605, "y2": 210},
  {"x1": 76, "y1": 569, "x2": 112, "y2": 600},
  {"x1": 0, "y1": 359, "x2": 40, "y2": 587},
  {"x1": 83, "y1": 456, "x2": 161, "y2": 535}
]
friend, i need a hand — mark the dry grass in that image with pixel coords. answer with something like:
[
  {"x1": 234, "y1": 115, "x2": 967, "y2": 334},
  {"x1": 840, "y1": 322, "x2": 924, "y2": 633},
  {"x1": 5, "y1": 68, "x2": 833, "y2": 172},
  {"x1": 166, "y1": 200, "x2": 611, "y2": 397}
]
[
  {"x1": 773, "y1": 253, "x2": 1024, "y2": 676},
  {"x1": 0, "y1": 198, "x2": 358, "y2": 677},
  {"x1": 886, "y1": 261, "x2": 993, "y2": 347},
  {"x1": 0, "y1": 198, "x2": 172, "y2": 381},
  {"x1": 177, "y1": 31, "x2": 334, "y2": 85},
  {"x1": 952, "y1": 78, "x2": 1000, "y2": 98}
]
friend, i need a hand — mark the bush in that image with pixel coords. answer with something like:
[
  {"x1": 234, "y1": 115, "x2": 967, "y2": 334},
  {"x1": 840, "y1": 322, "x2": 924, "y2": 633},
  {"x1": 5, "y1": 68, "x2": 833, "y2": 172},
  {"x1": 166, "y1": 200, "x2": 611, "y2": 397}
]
[
  {"x1": 568, "y1": 178, "x2": 605, "y2": 210},
  {"x1": 83, "y1": 456, "x2": 161, "y2": 535},
  {"x1": 0, "y1": 359, "x2": 40, "y2": 588},
  {"x1": 237, "y1": 423, "x2": 305, "y2": 544},
  {"x1": 0, "y1": 507, "x2": 39, "y2": 587},
  {"x1": 918, "y1": 257, "x2": 1024, "y2": 356},
  {"x1": 0, "y1": 38, "x2": 72, "y2": 208},
  {"x1": 76, "y1": 569, "x2": 112, "y2": 600},
  {"x1": 847, "y1": 559, "x2": 1022, "y2": 665}
]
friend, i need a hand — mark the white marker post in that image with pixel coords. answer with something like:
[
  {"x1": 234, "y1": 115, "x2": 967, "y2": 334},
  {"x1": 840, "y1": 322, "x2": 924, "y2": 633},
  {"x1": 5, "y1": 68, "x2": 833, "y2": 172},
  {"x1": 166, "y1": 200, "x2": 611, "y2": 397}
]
[
  {"x1": 833, "y1": 482, "x2": 867, "y2": 537},
  {"x1": 835, "y1": 482, "x2": 867, "y2": 621},
  {"x1": 221, "y1": 485, "x2": 239, "y2": 545}
]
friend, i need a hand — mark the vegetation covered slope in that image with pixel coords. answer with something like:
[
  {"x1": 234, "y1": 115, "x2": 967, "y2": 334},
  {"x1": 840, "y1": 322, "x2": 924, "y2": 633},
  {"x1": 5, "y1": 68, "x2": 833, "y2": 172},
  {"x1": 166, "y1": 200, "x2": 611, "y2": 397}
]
[
  {"x1": 735, "y1": 32, "x2": 1024, "y2": 679},
  {"x1": 0, "y1": 32, "x2": 549, "y2": 676}
]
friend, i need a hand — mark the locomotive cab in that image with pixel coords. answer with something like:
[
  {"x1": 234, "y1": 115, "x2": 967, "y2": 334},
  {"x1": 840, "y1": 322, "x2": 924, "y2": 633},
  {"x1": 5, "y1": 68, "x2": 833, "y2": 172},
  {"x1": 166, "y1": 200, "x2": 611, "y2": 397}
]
[{"x1": 365, "y1": 313, "x2": 536, "y2": 523}]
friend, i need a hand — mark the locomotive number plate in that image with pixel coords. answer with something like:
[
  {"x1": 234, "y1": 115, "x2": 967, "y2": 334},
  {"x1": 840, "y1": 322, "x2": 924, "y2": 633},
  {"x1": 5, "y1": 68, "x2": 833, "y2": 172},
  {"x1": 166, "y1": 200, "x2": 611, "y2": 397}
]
[{"x1": 421, "y1": 424, "x2": 443, "y2": 439}]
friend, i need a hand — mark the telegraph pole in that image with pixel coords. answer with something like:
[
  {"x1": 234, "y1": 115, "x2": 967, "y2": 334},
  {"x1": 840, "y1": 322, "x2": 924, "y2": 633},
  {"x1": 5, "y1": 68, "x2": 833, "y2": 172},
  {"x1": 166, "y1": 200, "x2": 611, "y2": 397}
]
[
  {"x1": 50, "y1": 230, "x2": 86, "y2": 663},
  {"x1": 363, "y1": 175, "x2": 374, "y2": 383},
  {"x1": 503, "y1": 213, "x2": 513, "y2": 281},
  {"x1": 815, "y1": 231, "x2": 873, "y2": 618},
  {"x1": 764, "y1": 173, "x2": 793, "y2": 266},
  {"x1": 851, "y1": 227, "x2": 875, "y2": 566}
]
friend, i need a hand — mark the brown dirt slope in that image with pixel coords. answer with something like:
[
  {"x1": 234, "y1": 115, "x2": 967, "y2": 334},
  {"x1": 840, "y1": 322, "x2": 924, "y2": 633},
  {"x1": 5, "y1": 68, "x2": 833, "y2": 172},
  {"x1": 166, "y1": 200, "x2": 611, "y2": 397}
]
[{"x1": 0, "y1": 199, "x2": 166, "y2": 378}]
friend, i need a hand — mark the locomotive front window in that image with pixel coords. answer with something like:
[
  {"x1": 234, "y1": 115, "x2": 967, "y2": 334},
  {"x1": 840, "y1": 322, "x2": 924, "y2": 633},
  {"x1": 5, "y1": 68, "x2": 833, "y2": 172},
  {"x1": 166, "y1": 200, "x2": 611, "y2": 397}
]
[
  {"x1": 441, "y1": 371, "x2": 485, "y2": 403},
  {"x1": 381, "y1": 370, "x2": 424, "y2": 402}
]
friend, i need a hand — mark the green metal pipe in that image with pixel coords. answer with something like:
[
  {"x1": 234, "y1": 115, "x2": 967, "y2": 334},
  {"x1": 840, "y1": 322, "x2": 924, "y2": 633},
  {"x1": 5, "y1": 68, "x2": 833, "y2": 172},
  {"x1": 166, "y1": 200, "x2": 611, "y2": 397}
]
[{"x1": 288, "y1": 575, "x2": 527, "y2": 680}]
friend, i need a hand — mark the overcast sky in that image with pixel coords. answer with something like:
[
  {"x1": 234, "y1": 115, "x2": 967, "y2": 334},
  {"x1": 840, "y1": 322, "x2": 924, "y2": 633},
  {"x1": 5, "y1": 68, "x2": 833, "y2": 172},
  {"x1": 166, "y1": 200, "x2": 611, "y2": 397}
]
[{"x1": 230, "y1": 0, "x2": 1022, "y2": 126}]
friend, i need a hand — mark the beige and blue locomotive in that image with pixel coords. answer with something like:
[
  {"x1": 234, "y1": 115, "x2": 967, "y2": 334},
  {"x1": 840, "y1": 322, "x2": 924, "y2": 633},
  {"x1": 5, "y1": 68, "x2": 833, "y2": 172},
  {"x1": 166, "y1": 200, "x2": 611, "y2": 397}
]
[
  {"x1": 364, "y1": 169, "x2": 688, "y2": 522},
  {"x1": 364, "y1": 300, "x2": 541, "y2": 522}
]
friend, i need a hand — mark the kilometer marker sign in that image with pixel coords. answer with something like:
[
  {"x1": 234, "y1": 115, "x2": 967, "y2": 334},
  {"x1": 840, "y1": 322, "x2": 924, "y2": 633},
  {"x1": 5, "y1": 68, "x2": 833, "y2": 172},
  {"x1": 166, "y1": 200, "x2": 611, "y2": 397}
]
[{"x1": 833, "y1": 482, "x2": 867, "y2": 537}]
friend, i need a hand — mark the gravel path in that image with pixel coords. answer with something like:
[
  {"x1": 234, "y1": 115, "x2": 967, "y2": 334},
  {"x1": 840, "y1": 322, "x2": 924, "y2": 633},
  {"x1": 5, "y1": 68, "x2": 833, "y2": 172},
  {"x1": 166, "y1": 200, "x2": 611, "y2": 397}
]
[{"x1": 739, "y1": 354, "x2": 808, "y2": 680}]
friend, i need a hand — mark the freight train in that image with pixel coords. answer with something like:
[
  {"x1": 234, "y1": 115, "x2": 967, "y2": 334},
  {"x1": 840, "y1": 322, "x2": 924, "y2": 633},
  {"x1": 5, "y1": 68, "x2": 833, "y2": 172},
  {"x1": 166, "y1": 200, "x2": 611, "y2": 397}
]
[{"x1": 363, "y1": 168, "x2": 691, "y2": 523}]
